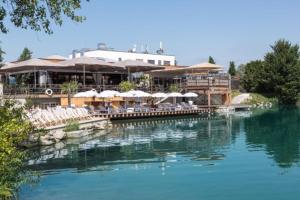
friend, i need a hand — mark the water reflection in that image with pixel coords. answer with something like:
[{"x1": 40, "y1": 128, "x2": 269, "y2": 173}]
[
  {"x1": 27, "y1": 116, "x2": 232, "y2": 172},
  {"x1": 244, "y1": 107, "x2": 300, "y2": 168},
  {"x1": 27, "y1": 108, "x2": 300, "y2": 173}
]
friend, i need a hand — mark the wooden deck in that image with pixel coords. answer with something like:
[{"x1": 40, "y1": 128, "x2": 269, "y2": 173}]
[{"x1": 94, "y1": 108, "x2": 212, "y2": 120}]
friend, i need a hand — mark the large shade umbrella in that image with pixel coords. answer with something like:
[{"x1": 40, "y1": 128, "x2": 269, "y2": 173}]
[
  {"x1": 0, "y1": 58, "x2": 67, "y2": 88},
  {"x1": 60, "y1": 57, "x2": 125, "y2": 88},
  {"x1": 115, "y1": 60, "x2": 164, "y2": 81}
]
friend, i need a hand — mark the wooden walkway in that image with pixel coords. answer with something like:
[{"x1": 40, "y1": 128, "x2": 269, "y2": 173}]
[{"x1": 94, "y1": 108, "x2": 212, "y2": 120}]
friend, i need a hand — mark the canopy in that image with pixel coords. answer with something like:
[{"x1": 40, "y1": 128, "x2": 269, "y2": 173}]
[
  {"x1": 60, "y1": 57, "x2": 125, "y2": 72},
  {"x1": 41, "y1": 55, "x2": 67, "y2": 61},
  {"x1": 115, "y1": 60, "x2": 164, "y2": 72},
  {"x1": 0, "y1": 58, "x2": 66, "y2": 73},
  {"x1": 152, "y1": 92, "x2": 168, "y2": 98},
  {"x1": 96, "y1": 90, "x2": 120, "y2": 98},
  {"x1": 183, "y1": 92, "x2": 198, "y2": 97},
  {"x1": 147, "y1": 62, "x2": 223, "y2": 77},
  {"x1": 188, "y1": 62, "x2": 223, "y2": 71}
]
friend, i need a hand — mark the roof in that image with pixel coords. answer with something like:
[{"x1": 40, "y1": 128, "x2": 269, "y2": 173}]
[
  {"x1": 147, "y1": 62, "x2": 223, "y2": 77},
  {"x1": 189, "y1": 62, "x2": 223, "y2": 70},
  {"x1": 115, "y1": 60, "x2": 165, "y2": 72},
  {"x1": 59, "y1": 57, "x2": 125, "y2": 72},
  {"x1": 0, "y1": 58, "x2": 67, "y2": 72},
  {"x1": 42, "y1": 55, "x2": 67, "y2": 60}
]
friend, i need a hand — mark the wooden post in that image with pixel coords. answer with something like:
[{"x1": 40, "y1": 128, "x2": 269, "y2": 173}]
[{"x1": 207, "y1": 90, "x2": 211, "y2": 108}]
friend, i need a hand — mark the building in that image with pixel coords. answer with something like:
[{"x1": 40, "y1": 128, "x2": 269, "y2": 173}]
[{"x1": 69, "y1": 42, "x2": 176, "y2": 66}]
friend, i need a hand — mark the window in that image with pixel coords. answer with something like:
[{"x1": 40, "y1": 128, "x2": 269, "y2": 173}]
[
  {"x1": 148, "y1": 60, "x2": 155, "y2": 64},
  {"x1": 136, "y1": 59, "x2": 143, "y2": 62},
  {"x1": 163, "y1": 61, "x2": 171, "y2": 66},
  {"x1": 158, "y1": 60, "x2": 162, "y2": 65},
  {"x1": 118, "y1": 57, "x2": 122, "y2": 61}
]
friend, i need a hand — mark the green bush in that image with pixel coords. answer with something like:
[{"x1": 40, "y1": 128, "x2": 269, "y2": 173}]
[
  {"x1": 119, "y1": 81, "x2": 136, "y2": 92},
  {"x1": 168, "y1": 84, "x2": 180, "y2": 92},
  {"x1": 63, "y1": 120, "x2": 80, "y2": 132}
]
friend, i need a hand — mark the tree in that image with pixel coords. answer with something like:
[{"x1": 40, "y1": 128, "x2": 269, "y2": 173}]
[
  {"x1": 264, "y1": 39, "x2": 300, "y2": 104},
  {"x1": 119, "y1": 81, "x2": 136, "y2": 92},
  {"x1": 0, "y1": 0, "x2": 88, "y2": 34},
  {"x1": 0, "y1": 46, "x2": 4, "y2": 64},
  {"x1": 228, "y1": 61, "x2": 237, "y2": 76},
  {"x1": 241, "y1": 60, "x2": 266, "y2": 92},
  {"x1": 18, "y1": 47, "x2": 32, "y2": 61},
  {"x1": 241, "y1": 39, "x2": 300, "y2": 105},
  {"x1": 208, "y1": 56, "x2": 216, "y2": 64},
  {"x1": 0, "y1": 100, "x2": 34, "y2": 199},
  {"x1": 60, "y1": 81, "x2": 78, "y2": 107}
]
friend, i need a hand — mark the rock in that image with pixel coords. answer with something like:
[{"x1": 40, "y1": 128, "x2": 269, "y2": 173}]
[
  {"x1": 66, "y1": 129, "x2": 93, "y2": 139},
  {"x1": 40, "y1": 135, "x2": 55, "y2": 146},
  {"x1": 52, "y1": 130, "x2": 66, "y2": 142}
]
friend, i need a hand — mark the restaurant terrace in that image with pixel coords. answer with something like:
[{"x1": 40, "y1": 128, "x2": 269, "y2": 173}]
[{"x1": 0, "y1": 56, "x2": 231, "y2": 108}]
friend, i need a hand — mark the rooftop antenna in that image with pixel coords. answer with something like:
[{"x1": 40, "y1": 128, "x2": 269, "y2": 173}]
[
  {"x1": 133, "y1": 44, "x2": 137, "y2": 52},
  {"x1": 156, "y1": 41, "x2": 164, "y2": 54}
]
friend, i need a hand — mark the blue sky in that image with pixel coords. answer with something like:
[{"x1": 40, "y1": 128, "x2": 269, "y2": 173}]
[{"x1": 1, "y1": 0, "x2": 300, "y2": 68}]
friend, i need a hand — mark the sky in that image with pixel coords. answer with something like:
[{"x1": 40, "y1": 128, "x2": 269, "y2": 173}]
[{"x1": 1, "y1": 0, "x2": 300, "y2": 68}]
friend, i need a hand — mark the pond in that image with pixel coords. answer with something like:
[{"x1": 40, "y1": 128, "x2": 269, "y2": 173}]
[{"x1": 20, "y1": 108, "x2": 300, "y2": 200}]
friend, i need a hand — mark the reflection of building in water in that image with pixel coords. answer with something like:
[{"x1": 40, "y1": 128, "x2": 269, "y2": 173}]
[{"x1": 27, "y1": 116, "x2": 233, "y2": 172}]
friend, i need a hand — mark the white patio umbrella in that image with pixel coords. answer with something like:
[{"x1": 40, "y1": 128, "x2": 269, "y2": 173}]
[
  {"x1": 152, "y1": 92, "x2": 168, "y2": 98},
  {"x1": 168, "y1": 92, "x2": 183, "y2": 97},
  {"x1": 74, "y1": 89, "x2": 98, "y2": 97},
  {"x1": 168, "y1": 92, "x2": 183, "y2": 104},
  {"x1": 183, "y1": 92, "x2": 198, "y2": 97},
  {"x1": 97, "y1": 90, "x2": 120, "y2": 98},
  {"x1": 129, "y1": 90, "x2": 151, "y2": 98}
]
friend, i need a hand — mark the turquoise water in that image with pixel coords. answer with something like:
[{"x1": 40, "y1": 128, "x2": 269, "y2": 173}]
[{"x1": 21, "y1": 108, "x2": 300, "y2": 200}]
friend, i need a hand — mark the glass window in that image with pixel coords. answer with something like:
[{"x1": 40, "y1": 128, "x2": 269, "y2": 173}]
[
  {"x1": 148, "y1": 60, "x2": 155, "y2": 64},
  {"x1": 118, "y1": 57, "x2": 122, "y2": 61},
  {"x1": 163, "y1": 61, "x2": 171, "y2": 66},
  {"x1": 158, "y1": 60, "x2": 162, "y2": 65}
]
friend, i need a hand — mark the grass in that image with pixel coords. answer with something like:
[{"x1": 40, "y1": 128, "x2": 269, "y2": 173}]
[
  {"x1": 231, "y1": 90, "x2": 241, "y2": 98},
  {"x1": 246, "y1": 93, "x2": 278, "y2": 105},
  {"x1": 63, "y1": 120, "x2": 80, "y2": 132}
]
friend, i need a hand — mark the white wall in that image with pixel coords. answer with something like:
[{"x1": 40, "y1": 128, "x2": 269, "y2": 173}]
[{"x1": 69, "y1": 50, "x2": 176, "y2": 66}]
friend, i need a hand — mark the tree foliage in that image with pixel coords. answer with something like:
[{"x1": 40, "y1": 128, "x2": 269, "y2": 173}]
[
  {"x1": 228, "y1": 61, "x2": 237, "y2": 76},
  {"x1": 208, "y1": 56, "x2": 215, "y2": 64},
  {"x1": 0, "y1": 100, "x2": 34, "y2": 199},
  {"x1": 241, "y1": 39, "x2": 300, "y2": 105},
  {"x1": 0, "y1": 46, "x2": 4, "y2": 64},
  {"x1": 18, "y1": 47, "x2": 32, "y2": 61},
  {"x1": 0, "y1": 0, "x2": 88, "y2": 34},
  {"x1": 119, "y1": 81, "x2": 136, "y2": 92},
  {"x1": 168, "y1": 84, "x2": 180, "y2": 92}
]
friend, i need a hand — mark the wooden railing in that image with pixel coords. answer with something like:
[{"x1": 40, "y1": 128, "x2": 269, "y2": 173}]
[{"x1": 2, "y1": 74, "x2": 230, "y2": 96}]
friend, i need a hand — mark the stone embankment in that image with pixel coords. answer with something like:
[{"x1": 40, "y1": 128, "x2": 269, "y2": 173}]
[{"x1": 24, "y1": 119, "x2": 112, "y2": 147}]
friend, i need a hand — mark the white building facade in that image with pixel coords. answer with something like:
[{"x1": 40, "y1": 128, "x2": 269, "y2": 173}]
[{"x1": 69, "y1": 43, "x2": 176, "y2": 66}]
